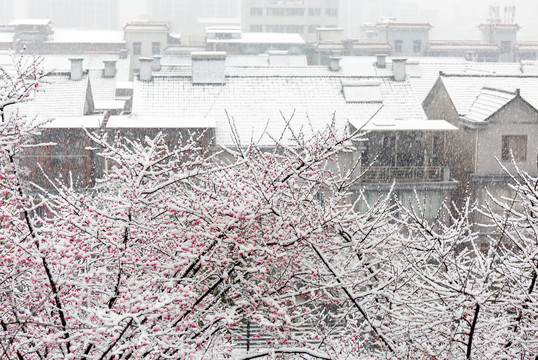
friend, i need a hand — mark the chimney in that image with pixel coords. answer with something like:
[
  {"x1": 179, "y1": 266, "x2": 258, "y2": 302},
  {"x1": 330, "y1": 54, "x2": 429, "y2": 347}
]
[
  {"x1": 69, "y1": 57, "x2": 84, "y2": 81},
  {"x1": 139, "y1": 57, "x2": 153, "y2": 82},
  {"x1": 103, "y1": 60, "x2": 117, "y2": 78},
  {"x1": 152, "y1": 55, "x2": 162, "y2": 72},
  {"x1": 329, "y1": 56, "x2": 341, "y2": 71},
  {"x1": 376, "y1": 54, "x2": 387, "y2": 68},
  {"x1": 268, "y1": 50, "x2": 289, "y2": 66},
  {"x1": 191, "y1": 51, "x2": 227, "y2": 85},
  {"x1": 392, "y1": 58, "x2": 407, "y2": 81}
]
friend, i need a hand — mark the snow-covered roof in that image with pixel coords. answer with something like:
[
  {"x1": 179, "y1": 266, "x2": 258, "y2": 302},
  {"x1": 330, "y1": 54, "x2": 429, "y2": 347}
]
[
  {"x1": 106, "y1": 116, "x2": 217, "y2": 129},
  {"x1": 460, "y1": 88, "x2": 517, "y2": 125},
  {"x1": 206, "y1": 33, "x2": 305, "y2": 45},
  {"x1": 48, "y1": 30, "x2": 124, "y2": 44},
  {"x1": 6, "y1": 73, "x2": 90, "y2": 121},
  {"x1": 10, "y1": 18, "x2": 51, "y2": 26},
  {"x1": 342, "y1": 56, "x2": 535, "y2": 102},
  {"x1": 161, "y1": 54, "x2": 308, "y2": 67},
  {"x1": 439, "y1": 74, "x2": 538, "y2": 115},
  {"x1": 41, "y1": 116, "x2": 102, "y2": 128},
  {"x1": 131, "y1": 69, "x2": 438, "y2": 146}
]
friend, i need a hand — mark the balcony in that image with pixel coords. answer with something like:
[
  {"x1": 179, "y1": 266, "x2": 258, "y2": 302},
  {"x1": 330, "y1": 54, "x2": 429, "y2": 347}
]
[{"x1": 363, "y1": 166, "x2": 444, "y2": 182}]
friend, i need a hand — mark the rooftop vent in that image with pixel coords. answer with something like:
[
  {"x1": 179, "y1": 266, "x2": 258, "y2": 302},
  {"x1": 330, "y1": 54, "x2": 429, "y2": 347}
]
[
  {"x1": 376, "y1": 54, "x2": 387, "y2": 68},
  {"x1": 329, "y1": 56, "x2": 341, "y2": 71},
  {"x1": 69, "y1": 57, "x2": 84, "y2": 81},
  {"x1": 152, "y1": 55, "x2": 162, "y2": 72},
  {"x1": 392, "y1": 58, "x2": 407, "y2": 81},
  {"x1": 191, "y1": 51, "x2": 226, "y2": 85}
]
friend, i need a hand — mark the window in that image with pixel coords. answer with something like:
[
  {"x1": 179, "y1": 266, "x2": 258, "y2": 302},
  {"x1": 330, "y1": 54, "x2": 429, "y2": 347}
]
[
  {"x1": 502, "y1": 135, "x2": 527, "y2": 161},
  {"x1": 308, "y1": 8, "x2": 321, "y2": 16},
  {"x1": 267, "y1": 8, "x2": 285, "y2": 16},
  {"x1": 132, "y1": 42, "x2": 141, "y2": 55},
  {"x1": 501, "y1": 41, "x2": 511, "y2": 54},
  {"x1": 285, "y1": 25, "x2": 304, "y2": 33},
  {"x1": 250, "y1": 7, "x2": 262, "y2": 16},
  {"x1": 286, "y1": 8, "x2": 304, "y2": 16},
  {"x1": 325, "y1": 8, "x2": 338, "y2": 17},
  {"x1": 395, "y1": 40, "x2": 403, "y2": 53},
  {"x1": 308, "y1": 25, "x2": 321, "y2": 33},
  {"x1": 267, "y1": 24, "x2": 286, "y2": 32},
  {"x1": 152, "y1": 42, "x2": 160, "y2": 55},
  {"x1": 413, "y1": 40, "x2": 421, "y2": 53},
  {"x1": 250, "y1": 24, "x2": 263, "y2": 32}
]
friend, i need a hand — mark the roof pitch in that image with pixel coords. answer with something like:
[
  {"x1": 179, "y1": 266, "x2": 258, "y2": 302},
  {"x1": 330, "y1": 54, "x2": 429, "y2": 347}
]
[
  {"x1": 131, "y1": 74, "x2": 428, "y2": 146},
  {"x1": 461, "y1": 88, "x2": 516, "y2": 124},
  {"x1": 440, "y1": 74, "x2": 538, "y2": 115}
]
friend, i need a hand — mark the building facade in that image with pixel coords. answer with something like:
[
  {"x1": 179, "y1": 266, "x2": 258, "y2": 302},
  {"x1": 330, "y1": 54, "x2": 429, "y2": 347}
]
[{"x1": 241, "y1": 0, "x2": 340, "y2": 42}]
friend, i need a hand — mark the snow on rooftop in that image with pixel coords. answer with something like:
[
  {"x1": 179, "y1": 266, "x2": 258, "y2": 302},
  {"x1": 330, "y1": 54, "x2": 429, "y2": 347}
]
[
  {"x1": 461, "y1": 88, "x2": 516, "y2": 124},
  {"x1": 440, "y1": 74, "x2": 538, "y2": 115},
  {"x1": 131, "y1": 73, "x2": 433, "y2": 147},
  {"x1": 207, "y1": 32, "x2": 305, "y2": 44},
  {"x1": 10, "y1": 18, "x2": 51, "y2": 26},
  {"x1": 48, "y1": 29, "x2": 125, "y2": 44},
  {"x1": 106, "y1": 116, "x2": 217, "y2": 129}
]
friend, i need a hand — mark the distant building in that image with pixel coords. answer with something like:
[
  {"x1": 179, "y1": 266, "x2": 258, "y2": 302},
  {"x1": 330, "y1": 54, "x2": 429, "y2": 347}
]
[
  {"x1": 147, "y1": 0, "x2": 239, "y2": 44},
  {"x1": 25, "y1": 0, "x2": 119, "y2": 30},
  {"x1": 241, "y1": 0, "x2": 340, "y2": 42}
]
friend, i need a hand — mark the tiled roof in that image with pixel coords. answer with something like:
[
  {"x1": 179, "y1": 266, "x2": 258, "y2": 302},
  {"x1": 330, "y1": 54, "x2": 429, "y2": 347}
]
[
  {"x1": 427, "y1": 42, "x2": 500, "y2": 51},
  {"x1": 6, "y1": 74, "x2": 89, "y2": 121},
  {"x1": 206, "y1": 33, "x2": 305, "y2": 44},
  {"x1": 461, "y1": 88, "x2": 516, "y2": 124},
  {"x1": 131, "y1": 73, "x2": 429, "y2": 147},
  {"x1": 161, "y1": 54, "x2": 308, "y2": 67},
  {"x1": 440, "y1": 74, "x2": 538, "y2": 115},
  {"x1": 156, "y1": 65, "x2": 341, "y2": 77}
]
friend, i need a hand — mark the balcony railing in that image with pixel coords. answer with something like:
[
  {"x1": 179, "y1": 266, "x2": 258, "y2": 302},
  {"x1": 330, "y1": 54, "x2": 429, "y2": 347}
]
[{"x1": 363, "y1": 166, "x2": 443, "y2": 182}]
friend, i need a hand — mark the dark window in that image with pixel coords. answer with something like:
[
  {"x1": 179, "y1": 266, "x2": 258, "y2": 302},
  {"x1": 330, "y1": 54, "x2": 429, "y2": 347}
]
[
  {"x1": 286, "y1": 8, "x2": 304, "y2": 16},
  {"x1": 267, "y1": 8, "x2": 285, "y2": 16},
  {"x1": 308, "y1": 25, "x2": 321, "y2": 33},
  {"x1": 308, "y1": 8, "x2": 321, "y2": 16},
  {"x1": 501, "y1": 41, "x2": 511, "y2": 54},
  {"x1": 502, "y1": 135, "x2": 527, "y2": 161},
  {"x1": 152, "y1": 42, "x2": 160, "y2": 55},
  {"x1": 286, "y1": 25, "x2": 304, "y2": 33},
  {"x1": 133, "y1": 42, "x2": 141, "y2": 55},
  {"x1": 395, "y1": 40, "x2": 403, "y2": 53},
  {"x1": 266, "y1": 24, "x2": 286, "y2": 32},
  {"x1": 325, "y1": 8, "x2": 338, "y2": 17},
  {"x1": 413, "y1": 40, "x2": 422, "y2": 53},
  {"x1": 250, "y1": 7, "x2": 263, "y2": 16},
  {"x1": 249, "y1": 24, "x2": 263, "y2": 32}
]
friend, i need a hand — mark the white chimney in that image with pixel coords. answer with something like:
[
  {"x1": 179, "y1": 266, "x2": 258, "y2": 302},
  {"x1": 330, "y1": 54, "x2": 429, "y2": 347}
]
[
  {"x1": 139, "y1": 57, "x2": 153, "y2": 82},
  {"x1": 69, "y1": 57, "x2": 84, "y2": 81},
  {"x1": 152, "y1": 55, "x2": 162, "y2": 72},
  {"x1": 268, "y1": 50, "x2": 289, "y2": 66},
  {"x1": 392, "y1": 58, "x2": 407, "y2": 81},
  {"x1": 103, "y1": 60, "x2": 117, "y2": 78},
  {"x1": 376, "y1": 54, "x2": 387, "y2": 68},
  {"x1": 191, "y1": 51, "x2": 227, "y2": 85},
  {"x1": 329, "y1": 56, "x2": 341, "y2": 71}
]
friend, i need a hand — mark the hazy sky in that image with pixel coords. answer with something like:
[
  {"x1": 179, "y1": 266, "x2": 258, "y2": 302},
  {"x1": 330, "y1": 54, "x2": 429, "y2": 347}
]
[{"x1": 392, "y1": 0, "x2": 538, "y2": 40}]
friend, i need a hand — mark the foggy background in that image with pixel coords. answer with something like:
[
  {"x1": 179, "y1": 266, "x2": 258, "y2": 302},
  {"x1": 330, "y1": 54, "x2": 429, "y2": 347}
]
[{"x1": 1, "y1": 0, "x2": 536, "y2": 41}]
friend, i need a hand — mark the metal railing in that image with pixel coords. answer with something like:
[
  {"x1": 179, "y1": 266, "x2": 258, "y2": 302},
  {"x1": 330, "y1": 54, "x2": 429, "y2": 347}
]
[{"x1": 363, "y1": 166, "x2": 443, "y2": 182}]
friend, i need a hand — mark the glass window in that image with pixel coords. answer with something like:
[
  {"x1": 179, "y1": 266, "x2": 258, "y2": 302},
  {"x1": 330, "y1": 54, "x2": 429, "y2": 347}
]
[
  {"x1": 266, "y1": 24, "x2": 286, "y2": 32},
  {"x1": 309, "y1": 8, "x2": 321, "y2": 16},
  {"x1": 267, "y1": 8, "x2": 285, "y2": 16},
  {"x1": 152, "y1": 42, "x2": 160, "y2": 55},
  {"x1": 250, "y1": 7, "x2": 263, "y2": 16},
  {"x1": 502, "y1": 135, "x2": 527, "y2": 161},
  {"x1": 325, "y1": 8, "x2": 338, "y2": 17},
  {"x1": 308, "y1": 25, "x2": 321, "y2": 33},
  {"x1": 395, "y1": 40, "x2": 403, "y2": 53},
  {"x1": 286, "y1": 8, "x2": 305, "y2": 16},
  {"x1": 250, "y1": 24, "x2": 263, "y2": 32},
  {"x1": 501, "y1": 41, "x2": 511, "y2": 54},
  {"x1": 133, "y1": 42, "x2": 141, "y2": 55},
  {"x1": 413, "y1": 40, "x2": 421, "y2": 53},
  {"x1": 286, "y1": 25, "x2": 304, "y2": 33}
]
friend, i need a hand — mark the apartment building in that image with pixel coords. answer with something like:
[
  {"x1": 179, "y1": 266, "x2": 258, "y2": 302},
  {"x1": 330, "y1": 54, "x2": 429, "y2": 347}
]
[{"x1": 241, "y1": 0, "x2": 340, "y2": 42}]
